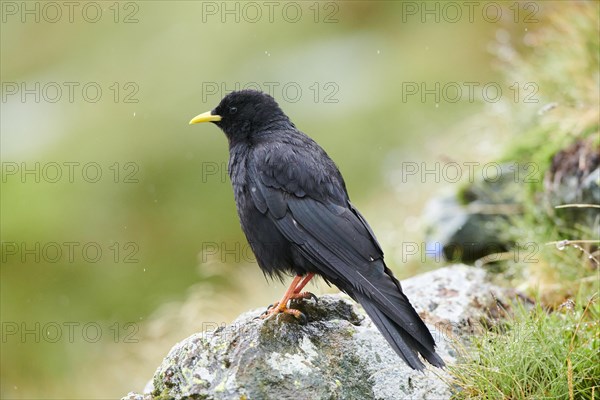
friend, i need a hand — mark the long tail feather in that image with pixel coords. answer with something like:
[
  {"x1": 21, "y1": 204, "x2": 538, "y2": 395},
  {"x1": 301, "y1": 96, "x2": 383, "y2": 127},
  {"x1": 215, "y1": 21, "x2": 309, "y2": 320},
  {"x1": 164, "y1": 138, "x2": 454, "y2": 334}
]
[{"x1": 354, "y1": 292, "x2": 445, "y2": 370}]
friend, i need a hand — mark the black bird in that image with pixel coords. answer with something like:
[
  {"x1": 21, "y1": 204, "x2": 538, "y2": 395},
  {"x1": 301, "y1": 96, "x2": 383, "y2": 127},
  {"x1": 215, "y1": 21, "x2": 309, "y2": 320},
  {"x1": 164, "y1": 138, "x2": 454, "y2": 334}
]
[{"x1": 189, "y1": 90, "x2": 444, "y2": 370}]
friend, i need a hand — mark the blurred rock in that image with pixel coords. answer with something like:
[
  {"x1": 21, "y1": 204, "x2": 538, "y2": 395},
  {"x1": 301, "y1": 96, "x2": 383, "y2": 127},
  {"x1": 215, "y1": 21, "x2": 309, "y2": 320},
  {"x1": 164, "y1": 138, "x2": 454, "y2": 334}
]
[
  {"x1": 423, "y1": 139, "x2": 600, "y2": 265},
  {"x1": 122, "y1": 265, "x2": 511, "y2": 400},
  {"x1": 423, "y1": 163, "x2": 525, "y2": 263},
  {"x1": 544, "y1": 138, "x2": 600, "y2": 232}
]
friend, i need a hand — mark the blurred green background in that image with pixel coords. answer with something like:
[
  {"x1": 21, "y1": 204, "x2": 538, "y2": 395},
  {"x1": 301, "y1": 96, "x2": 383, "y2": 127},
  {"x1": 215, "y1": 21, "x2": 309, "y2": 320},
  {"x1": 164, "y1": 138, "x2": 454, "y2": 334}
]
[{"x1": 0, "y1": 1, "x2": 585, "y2": 398}]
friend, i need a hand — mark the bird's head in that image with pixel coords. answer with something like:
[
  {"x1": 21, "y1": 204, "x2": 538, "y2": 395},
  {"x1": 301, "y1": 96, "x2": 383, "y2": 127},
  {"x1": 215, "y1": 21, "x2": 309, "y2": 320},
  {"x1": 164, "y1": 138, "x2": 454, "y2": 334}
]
[{"x1": 189, "y1": 90, "x2": 288, "y2": 141}]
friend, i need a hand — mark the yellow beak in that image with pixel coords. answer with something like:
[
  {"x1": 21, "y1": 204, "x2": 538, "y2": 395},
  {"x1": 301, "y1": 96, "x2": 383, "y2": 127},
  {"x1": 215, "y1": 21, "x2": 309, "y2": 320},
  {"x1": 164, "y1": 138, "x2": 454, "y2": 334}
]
[{"x1": 189, "y1": 111, "x2": 222, "y2": 125}]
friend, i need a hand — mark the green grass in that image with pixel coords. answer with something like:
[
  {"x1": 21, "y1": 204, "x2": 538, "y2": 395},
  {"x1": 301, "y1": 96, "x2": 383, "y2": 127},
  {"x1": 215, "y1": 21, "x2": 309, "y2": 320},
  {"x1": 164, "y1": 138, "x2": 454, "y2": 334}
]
[
  {"x1": 447, "y1": 4, "x2": 599, "y2": 398},
  {"x1": 449, "y1": 295, "x2": 600, "y2": 399}
]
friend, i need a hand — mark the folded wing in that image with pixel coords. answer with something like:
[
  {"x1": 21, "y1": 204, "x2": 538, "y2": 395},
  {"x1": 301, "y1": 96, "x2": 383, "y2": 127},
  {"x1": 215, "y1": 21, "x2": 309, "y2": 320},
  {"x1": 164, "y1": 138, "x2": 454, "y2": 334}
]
[{"x1": 248, "y1": 142, "x2": 443, "y2": 369}]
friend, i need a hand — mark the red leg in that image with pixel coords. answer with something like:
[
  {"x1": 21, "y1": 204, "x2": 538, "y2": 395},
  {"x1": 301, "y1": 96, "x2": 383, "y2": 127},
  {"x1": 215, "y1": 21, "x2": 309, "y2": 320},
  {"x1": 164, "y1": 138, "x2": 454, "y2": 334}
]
[
  {"x1": 289, "y1": 273, "x2": 316, "y2": 302},
  {"x1": 293, "y1": 273, "x2": 315, "y2": 294},
  {"x1": 261, "y1": 273, "x2": 317, "y2": 320}
]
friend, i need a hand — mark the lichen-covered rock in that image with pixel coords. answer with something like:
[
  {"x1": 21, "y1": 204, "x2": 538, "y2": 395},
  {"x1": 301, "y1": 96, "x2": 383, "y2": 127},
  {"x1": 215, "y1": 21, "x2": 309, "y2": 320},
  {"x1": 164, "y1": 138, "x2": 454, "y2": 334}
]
[{"x1": 122, "y1": 265, "x2": 511, "y2": 400}]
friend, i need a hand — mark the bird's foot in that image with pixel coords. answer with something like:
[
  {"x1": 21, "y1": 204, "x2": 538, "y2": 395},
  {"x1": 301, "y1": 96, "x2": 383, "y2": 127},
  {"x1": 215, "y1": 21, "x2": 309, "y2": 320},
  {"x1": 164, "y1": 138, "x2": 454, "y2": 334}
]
[
  {"x1": 289, "y1": 291, "x2": 318, "y2": 304},
  {"x1": 258, "y1": 274, "x2": 317, "y2": 324},
  {"x1": 260, "y1": 292, "x2": 317, "y2": 323},
  {"x1": 260, "y1": 302, "x2": 307, "y2": 324}
]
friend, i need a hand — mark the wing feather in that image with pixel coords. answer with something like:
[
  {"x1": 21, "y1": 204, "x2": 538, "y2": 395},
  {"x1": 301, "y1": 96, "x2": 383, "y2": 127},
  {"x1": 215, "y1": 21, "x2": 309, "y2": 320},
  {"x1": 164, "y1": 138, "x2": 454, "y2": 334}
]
[{"x1": 248, "y1": 141, "x2": 437, "y2": 353}]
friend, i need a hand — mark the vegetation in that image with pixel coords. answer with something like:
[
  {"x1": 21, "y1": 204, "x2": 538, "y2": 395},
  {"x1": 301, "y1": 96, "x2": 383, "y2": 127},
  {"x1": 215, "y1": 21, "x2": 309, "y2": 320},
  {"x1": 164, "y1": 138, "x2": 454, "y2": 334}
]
[
  {"x1": 450, "y1": 296, "x2": 599, "y2": 399},
  {"x1": 449, "y1": 4, "x2": 599, "y2": 398}
]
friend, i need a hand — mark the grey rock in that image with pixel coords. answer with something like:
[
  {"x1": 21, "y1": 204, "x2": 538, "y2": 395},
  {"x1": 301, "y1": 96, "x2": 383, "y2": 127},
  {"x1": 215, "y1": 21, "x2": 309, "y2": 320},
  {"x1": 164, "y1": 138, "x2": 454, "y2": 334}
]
[{"x1": 123, "y1": 265, "x2": 510, "y2": 400}]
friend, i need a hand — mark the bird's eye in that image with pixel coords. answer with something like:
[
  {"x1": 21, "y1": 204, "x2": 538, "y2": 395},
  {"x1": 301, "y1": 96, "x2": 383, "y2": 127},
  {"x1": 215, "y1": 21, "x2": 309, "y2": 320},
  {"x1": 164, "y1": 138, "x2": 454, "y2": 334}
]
[{"x1": 229, "y1": 107, "x2": 237, "y2": 114}]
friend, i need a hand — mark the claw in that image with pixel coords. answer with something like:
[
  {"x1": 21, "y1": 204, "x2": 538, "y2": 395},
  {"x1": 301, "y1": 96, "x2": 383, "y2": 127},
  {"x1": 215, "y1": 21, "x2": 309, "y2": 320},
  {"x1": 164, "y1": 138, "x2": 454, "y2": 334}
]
[
  {"x1": 259, "y1": 303, "x2": 308, "y2": 323},
  {"x1": 297, "y1": 311, "x2": 308, "y2": 325},
  {"x1": 306, "y1": 292, "x2": 318, "y2": 303},
  {"x1": 259, "y1": 275, "x2": 316, "y2": 322},
  {"x1": 291, "y1": 291, "x2": 318, "y2": 303},
  {"x1": 280, "y1": 307, "x2": 307, "y2": 324},
  {"x1": 260, "y1": 310, "x2": 275, "y2": 320},
  {"x1": 261, "y1": 301, "x2": 280, "y2": 316}
]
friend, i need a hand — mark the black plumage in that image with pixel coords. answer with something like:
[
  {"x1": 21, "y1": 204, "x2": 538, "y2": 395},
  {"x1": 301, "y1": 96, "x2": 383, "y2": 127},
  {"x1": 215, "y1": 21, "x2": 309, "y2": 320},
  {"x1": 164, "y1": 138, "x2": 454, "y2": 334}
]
[{"x1": 190, "y1": 90, "x2": 444, "y2": 370}]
